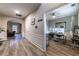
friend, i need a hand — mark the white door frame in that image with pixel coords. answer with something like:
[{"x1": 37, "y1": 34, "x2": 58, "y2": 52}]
[{"x1": 44, "y1": 13, "x2": 47, "y2": 51}]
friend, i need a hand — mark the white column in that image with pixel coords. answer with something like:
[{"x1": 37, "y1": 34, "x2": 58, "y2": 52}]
[
  {"x1": 71, "y1": 16, "x2": 74, "y2": 31},
  {"x1": 44, "y1": 13, "x2": 47, "y2": 51}
]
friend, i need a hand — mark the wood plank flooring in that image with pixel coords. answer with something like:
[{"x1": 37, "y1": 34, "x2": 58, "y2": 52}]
[
  {"x1": 0, "y1": 39, "x2": 45, "y2": 56},
  {"x1": 46, "y1": 40, "x2": 79, "y2": 56},
  {"x1": 1, "y1": 37, "x2": 79, "y2": 56}
]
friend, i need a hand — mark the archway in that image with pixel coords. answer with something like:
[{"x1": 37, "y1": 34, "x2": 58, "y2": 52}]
[{"x1": 7, "y1": 20, "x2": 22, "y2": 39}]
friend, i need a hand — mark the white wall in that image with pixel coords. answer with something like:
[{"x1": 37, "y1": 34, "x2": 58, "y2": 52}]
[
  {"x1": 25, "y1": 3, "x2": 65, "y2": 51},
  {"x1": 0, "y1": 16, "x2": 25, "y2": 40}
]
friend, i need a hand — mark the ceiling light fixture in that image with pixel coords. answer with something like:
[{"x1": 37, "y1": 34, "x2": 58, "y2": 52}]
[
  {"x1": 52, "y1": 15, "x2": 56, "y2": 18},
  {"x1": 15, "y1": 10, "x2": 22, "y2": 17},
  {"x1": 52, "y1": 13, "x2": 56, "y2": 18},
  {"x1": 15, "y1": 10, "x2": 20, "y2": 14}
]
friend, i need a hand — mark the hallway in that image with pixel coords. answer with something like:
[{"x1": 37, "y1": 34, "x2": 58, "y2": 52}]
[
  {"x1": 0, "y1": 3, "x2": 79, "y2": 56},
  {"x1": 0, "y1": 34, "x2": 45, "y2": 56}
]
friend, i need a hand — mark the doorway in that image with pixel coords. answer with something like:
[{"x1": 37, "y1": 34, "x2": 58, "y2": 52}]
[
  {"x1": 44, "y1": 3, "x2": 79, "y2": 51},
  {"x1": 7, "y1": 21, "x2": 22, "y2": 39}
]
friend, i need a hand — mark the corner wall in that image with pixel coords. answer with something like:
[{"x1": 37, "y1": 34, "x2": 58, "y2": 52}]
[{"x1": 24, "y1": 3, "x2": 65, "y2": 51}]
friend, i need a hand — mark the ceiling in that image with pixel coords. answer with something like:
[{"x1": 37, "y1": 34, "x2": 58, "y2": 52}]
[
  {"x1": 46, "y1": 3, "x2": 79, "y2": 20},
  {"x1": 0, "y1": 3, "x2": 40, "y2": 19}
]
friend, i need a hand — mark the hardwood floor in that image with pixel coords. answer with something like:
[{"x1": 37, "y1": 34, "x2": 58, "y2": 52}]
[
  {"x1": 0, "y1": 38, "x2": 45, "y2": 56},
  {"x1": 1, "y1": 35, "x2": 79, "y2": 56},
  {"x1": 46, "y1": 40, "x2": 79, "y2": 56}
]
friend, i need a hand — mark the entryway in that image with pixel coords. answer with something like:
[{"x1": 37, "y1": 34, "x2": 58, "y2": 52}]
[{"x1": 7, "y1": 21, "x2": 22, "y2": 40}]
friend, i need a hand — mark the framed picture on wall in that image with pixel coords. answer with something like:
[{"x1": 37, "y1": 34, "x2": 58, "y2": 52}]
[{"x1": 31, "y1": 18, "x2": 35, "y2": 25}]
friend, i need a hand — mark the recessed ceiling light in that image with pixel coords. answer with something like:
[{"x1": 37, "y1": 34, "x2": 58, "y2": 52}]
[
  {"x1": 15, "y1": 10, "x2": 20, "y2": 14},
  {"x1": 15, "y1": 10, "x2": 22, "y2": 17},
  {"x1": 52, "y1": 15, "x2": 56, "y2": 18}
]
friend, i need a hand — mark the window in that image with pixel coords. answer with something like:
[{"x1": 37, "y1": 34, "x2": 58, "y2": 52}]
[{"x1": 12, "y1": 25, "x2": 17, "y2": 33}]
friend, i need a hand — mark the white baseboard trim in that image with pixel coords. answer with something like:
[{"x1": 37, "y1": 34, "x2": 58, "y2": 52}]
[
  {"x1": 25, "y1": 37, "x2": 45, "y2": 52},
  {"x1": 24, "y1": 31, "x2": 46, "y2": 52}
]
